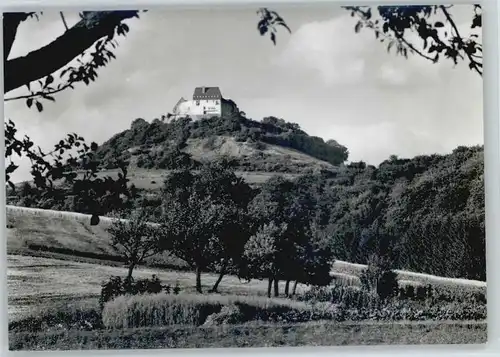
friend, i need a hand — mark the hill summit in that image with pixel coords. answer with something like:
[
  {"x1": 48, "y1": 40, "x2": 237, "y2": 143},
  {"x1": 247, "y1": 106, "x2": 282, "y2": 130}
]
[{"x1": 96, "y1": 111, "x2": 349, "y2": 175}]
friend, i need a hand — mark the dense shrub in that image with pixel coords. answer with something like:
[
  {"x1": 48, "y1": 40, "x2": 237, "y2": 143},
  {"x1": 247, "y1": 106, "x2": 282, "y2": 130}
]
[
  {"x1": 298, "y1": 285, "x2": 486, "y2": 322},
  {"x1": 359, "y1": 256, "x2": 399, "y2": 300},
  {"x1": 99, "y1": 275, "x2": 181, "y2": 310}
]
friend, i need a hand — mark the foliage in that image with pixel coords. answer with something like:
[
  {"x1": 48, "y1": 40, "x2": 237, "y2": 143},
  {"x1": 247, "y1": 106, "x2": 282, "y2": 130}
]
[
  {"x1": 5, "y1": 120, "x2": 131, "y2": 224},
  {"x1": 96, "y1": 114, "x2": 349, "y2": 172},
  {"x1": 160, "y1": 161, "x2": 254, "y2": 292},
  {"x1": 243, "y1": 175, "x2": 335, "y2": 297},
  {"x1": 344, "y1": 5, "x2": 482, "y2": 76},
  {"x1": 99, "y1": 274, "x2": 180, "y2": 310},
  {"x1": 318, "y1": 146, "x2": 485, "y2": 280},
  {"x1": 256, "y1": 8, "x2": 291, "y2": 45},
  {"x1": 107, "y1": 210, "x2": 163, "y2": 279},
  {"x1": 359, "y1": 255, "x2": 399, "y2": 300}
]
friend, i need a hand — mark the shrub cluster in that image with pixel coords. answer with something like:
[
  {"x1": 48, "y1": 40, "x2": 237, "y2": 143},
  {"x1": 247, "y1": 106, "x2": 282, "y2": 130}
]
[
  {"x1": 99, "y1": 275, "x2": 181, "y2": 310},
  {"x1": 298, "y1": 285, "x2": 486, "y2": 321},
  {"x1": 359, "y1": 260, "x2": 399, "y2": 300}
]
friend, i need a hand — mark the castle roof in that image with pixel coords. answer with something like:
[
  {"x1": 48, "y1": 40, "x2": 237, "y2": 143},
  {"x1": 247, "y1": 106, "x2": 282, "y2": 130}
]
[{"x1": 193, "y1": 86, "x2": 222, "y2": 100}]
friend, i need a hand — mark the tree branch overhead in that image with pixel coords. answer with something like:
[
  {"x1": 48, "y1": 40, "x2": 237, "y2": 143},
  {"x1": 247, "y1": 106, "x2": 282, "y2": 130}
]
[{"x1": 4, "y1": 11, "x2": 139, "y2": 93}]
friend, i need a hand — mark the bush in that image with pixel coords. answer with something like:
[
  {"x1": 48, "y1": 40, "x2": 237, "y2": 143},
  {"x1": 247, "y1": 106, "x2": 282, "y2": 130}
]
[
  {"x1": 299, "y1": 285, "x2": 382, "y2": 310},
  {"x1": 376, "y1": 270, "x2": 399, "y2": 300},
  {"x1": 360, "y1": 255, "x2": 399, "y2": 300},
  {"x1": 99, "y1": 275, "x2": 180, "y2": 310}
]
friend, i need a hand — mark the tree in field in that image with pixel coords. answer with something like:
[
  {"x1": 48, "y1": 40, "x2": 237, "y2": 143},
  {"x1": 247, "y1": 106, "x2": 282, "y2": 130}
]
[
  {"x1": 197, "y1": 162, "x2": 255, "y2": 292},
  {"x1": 4, "y1": 9, "x2": 287, "y2": 219},
  {"x1": 160, "y1": 161, "x2": 254, "y2": 293},
  {"x1": 247, "y1": 176, "x2": 296, "y2": 296},
  {"x1": 108, "y1": 210, "x2": 163, "y2": 281},
  {"x1": 243, "y1": 221, "x2": 288, "y2": 298},
  {"x1": 245, "y1": 175, "x2": 331, "y2": 297},
  {"x1": 344, "y1": 5, "x2": 482, "y2": 76},
  {"x1": 292, "y1": 224, "x2": 335, "y2": 296}
]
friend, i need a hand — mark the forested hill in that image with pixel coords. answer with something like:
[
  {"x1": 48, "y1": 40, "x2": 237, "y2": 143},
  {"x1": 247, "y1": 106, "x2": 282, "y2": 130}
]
[
  {"x1": 319, "y1": 145, "x2": 484, "y2": 280},
  {"x1": 94, "y1": 115, "x2": 349, "y2": 174}
]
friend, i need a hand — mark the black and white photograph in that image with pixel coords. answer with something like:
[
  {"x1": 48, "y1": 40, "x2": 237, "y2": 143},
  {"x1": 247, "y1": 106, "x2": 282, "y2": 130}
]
[{"x1": 3, "y1": 3, "x2": 485, "y2": 350}]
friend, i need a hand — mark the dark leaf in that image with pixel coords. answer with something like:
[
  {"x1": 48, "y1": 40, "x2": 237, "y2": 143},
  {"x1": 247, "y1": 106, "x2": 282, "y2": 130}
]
[
  {"x1": 471, "y1": 15, "x2": 481, "y2": 29},
  {"x1": 36, "y1": 102, "x2": 43, "y2": 112},
  {"x1": 6, "y1": 163, "x2": 18, "y2": 175},
  {"x1": 26, "y1": 98, "x2": 33, "y2": 108},
  {"x1": 45, "y1": 75, "x2": 54, "y2": 86},
  {"x1": 354, "y1": 21, "x2": 363, "y2": 33},
  {"x1": 434, "y1": 21, "x2": 444, "y2": 28}
]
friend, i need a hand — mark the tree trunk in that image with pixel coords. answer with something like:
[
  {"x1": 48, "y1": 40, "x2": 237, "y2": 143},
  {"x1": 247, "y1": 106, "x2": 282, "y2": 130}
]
[
  {"x1": 195, "y1": 266, "x2": 202, "y2": 293},
  {"x1": 284, "y1": 280, "x2": 290, "y2": 296},
  {"x1": 126, "y1": 263, "x2": 135, "y2": 281},
  {"x1": 210, "y1": 260, "x2": 228, "y2": 293},
  {"x1": 292, "y1": 281, "x2": 298, "y2": 296},
  {"x1": 267, "y1": 277, "x2": 273, "y2": 298},
  {"x1": 274, "y1": 278, "x2": 279, "y2": 297}
]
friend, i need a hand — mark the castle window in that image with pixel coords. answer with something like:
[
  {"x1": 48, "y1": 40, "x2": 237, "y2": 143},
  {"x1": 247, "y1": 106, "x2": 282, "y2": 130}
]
[
  {"x1": 196, "y1": 101, "x2": 200, "y2": 106},
  {"x1": 215, "y1": 100, "x2": 219, "y2": 105}
]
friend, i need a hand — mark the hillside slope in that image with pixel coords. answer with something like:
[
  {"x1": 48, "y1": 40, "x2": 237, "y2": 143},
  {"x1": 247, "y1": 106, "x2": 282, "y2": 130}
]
[{"x1": 95, "y1": 115, "x2": 349, "y2": 175}]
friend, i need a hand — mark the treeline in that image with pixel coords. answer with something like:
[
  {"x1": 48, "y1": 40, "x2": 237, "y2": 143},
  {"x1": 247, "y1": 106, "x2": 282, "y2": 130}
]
[
  {"x1": 108, "y1": 160, "x2": 334, "y2": 297},
  {"x1": 117, "y1": 145, "x2": 486, "y2": 281},
  {"x1": 94, "y1": 114, "x2": 349, "y2": 172},
  {"x1": 7, "y1": 146, "x2": 485, "y2": 281},
  {"x1": 108, "y1": 145, "x2": 485, "y2": 298}
]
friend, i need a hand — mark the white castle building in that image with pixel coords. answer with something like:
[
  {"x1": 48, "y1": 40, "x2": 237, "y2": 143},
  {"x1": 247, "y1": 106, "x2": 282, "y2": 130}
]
[{"x1": 170, "y1": 86, "x2": 238, "y2": 121}]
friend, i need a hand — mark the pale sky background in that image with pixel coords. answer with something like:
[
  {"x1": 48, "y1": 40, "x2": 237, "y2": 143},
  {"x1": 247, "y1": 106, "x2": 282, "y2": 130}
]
[{"x1": 4, "y1": 4, "x2": 483, "y2": 182}]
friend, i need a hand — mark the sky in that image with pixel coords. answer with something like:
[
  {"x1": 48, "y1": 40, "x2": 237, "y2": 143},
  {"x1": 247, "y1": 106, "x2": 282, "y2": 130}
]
[{"x1": 4, "y1": 4, "x2": 483, "y2": 182}]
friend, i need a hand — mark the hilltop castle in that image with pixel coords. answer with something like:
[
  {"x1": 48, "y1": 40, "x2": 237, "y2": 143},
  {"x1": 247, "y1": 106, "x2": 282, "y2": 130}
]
[{"x1": 169, "y1": 86, "x2": 238, "y2": 121}]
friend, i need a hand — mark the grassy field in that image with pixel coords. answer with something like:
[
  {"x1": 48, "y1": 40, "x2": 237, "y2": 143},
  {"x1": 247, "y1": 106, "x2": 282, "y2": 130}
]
[
  {"x1": 7, "y1": 254, "x2": 311, "y2": 321},
  {"x1": 9, "y1": 320, "x2": 486, "y2": 350}
]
